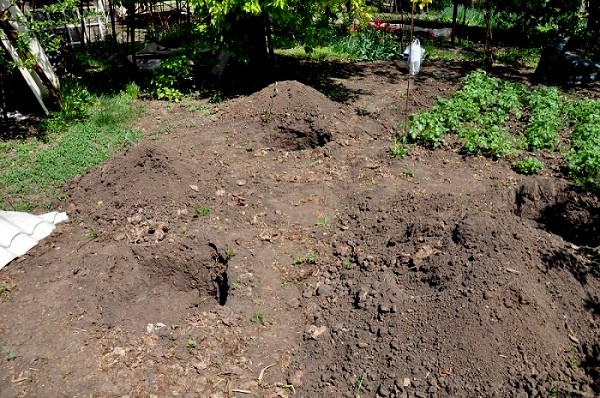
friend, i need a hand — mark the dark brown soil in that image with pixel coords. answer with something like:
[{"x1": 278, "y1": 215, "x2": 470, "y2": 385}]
[{"x1": 1, "y1": 59, "x2": 599, "y2": 398}]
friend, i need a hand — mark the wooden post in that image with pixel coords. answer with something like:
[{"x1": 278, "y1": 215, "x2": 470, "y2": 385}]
[
  {"x1": 79, "y1": 0, "x2": 86, "y2": 47},
  {"x1": 128, "y1": 3, "x2": 136, "y2": 74}
]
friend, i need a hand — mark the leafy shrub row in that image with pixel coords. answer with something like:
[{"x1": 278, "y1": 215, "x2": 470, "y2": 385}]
[{"x1": 404, "y1": 70, "x2": 600, "y2": 185}]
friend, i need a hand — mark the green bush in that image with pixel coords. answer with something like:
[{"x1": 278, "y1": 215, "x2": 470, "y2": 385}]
[
  {"x1": 333, "y1": 23, "x2": 401, "y2": 61},
  {"x1": 151, "y1": 54, "x2": 193, "y2": 102}
]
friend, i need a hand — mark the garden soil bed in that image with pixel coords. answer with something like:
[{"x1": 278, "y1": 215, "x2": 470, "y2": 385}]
[{"x1": 1, "y1": 59, "x2": 599, "y2": 398}]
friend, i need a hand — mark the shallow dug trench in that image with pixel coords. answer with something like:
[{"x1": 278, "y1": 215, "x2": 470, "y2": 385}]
[{"x1": 288, "y1": 179, "x2": 600, "y2": 398}]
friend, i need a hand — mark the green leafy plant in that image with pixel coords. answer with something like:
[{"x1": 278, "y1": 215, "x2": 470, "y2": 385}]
[
  {"x1": 564, "y1": 99, "x2": 600, "y2": 187},
  {"x1": 512, "y1": 157, "x2": 544, "y2": 175},
  {"x1": 333, "y1": 22, "x2": 401, "y2": 61},
  {"x1": 460, "y1": 125, "x2": 518, "y2": 158},
  {"x1": 407, "y1": 70, "x2": 525, "y2": 153},
  {"x1": 186, "y1": 338, "x2": 198, "y2": 349},
  {"x1": 292, "y1": 251, "x2": 318, "y2": 265},
  {"x1": 151, "y1": 54, "x2": 193, "y2": 102},
  {"x1": 522, "y1": 86, "x2": 561, "y2": 151},
  {"x1": 389, "y1": 137, "x2": 408, "y2": 159},
  {"x1": 209, "y1": 90, "x2": 224, "y2": 104},
  {"x1": 343, "y1": 259, "x2": 354, "y2": 269},
  {"x1": 305, "y1": 251, "x2": 317, "y2": 264},
  {"x1": 194, "y1": 205, "x2": 211, "y2": 216}
]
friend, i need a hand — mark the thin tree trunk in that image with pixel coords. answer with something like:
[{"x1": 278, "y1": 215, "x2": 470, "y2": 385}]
[
  {"x1": 587, "y1": 0, "x2": 600, "y2": 53},
  {"x1": 128, "y1": 4, "x2": 136, "y2": 75},
  {"x1": 263, "y1": 11, "x2": 274, "y2": 66},
  {"x1": 451, "y1": 0, "x2": 459, "y2": 44},
  {"x1": 0, "y1": 72, "x2": 7, "y2": 123},
  {"x1": 483, "y1": 5, "x2": 493, "y2": 67},
  {"x1": 459, "y1": 3, "x2": 467, "y2": 44},
  {"x1": 108, "y1": 0, "x2": 117, "y2": 43}
]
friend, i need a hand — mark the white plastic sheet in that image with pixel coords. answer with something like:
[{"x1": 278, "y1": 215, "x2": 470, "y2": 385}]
[
  {"x1": 403, "y1": 39, "x2": 426, "y2": 75},
  {"x1": 0, "y1": 211, "x2": 68, "y2": 270}
]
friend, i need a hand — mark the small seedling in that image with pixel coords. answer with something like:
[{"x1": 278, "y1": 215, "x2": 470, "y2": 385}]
[
  {"x1": 0, "y1": 283, "x2": 9, "y2": 294},
  {"x1": 250, "y1": 311, "x2": 267, "y2": 326},
  {"x1": 291, "y1": 251, "x2": 317, "y2": 265},
  {"x1": 0, "y1": 340, "x2": 16, "y2": 362},
  {"x1": 548, "y1": 387, "x2": 558, "y2": 396},
  {"x1": 389, "y1": 137, "x2": 408, "y2": 159},
  {"x1": 224, "y1": 248, "x2": 235, "y2": 261},
  {"x1": 231, "y1": 281, "x2": 242, "y2": 290},
  {"x1": 209, "y1": 90, "x2": 224, "y2": 104},
  {"x1": 343, "y1": 259, "x2": 354, "y2": 269},
  {"x1": 398, "y1": 168, "x2": 414, "y2": 178},
  {"x1": 566, "y1": 358, "x2": 579, "y2": 369},
  {"x1": 281, "y1": 281, "x2": 290, "y2": 288},
  {"x1": 194, "y1": 205, "x2": 211, "y2": 217},
  {"x1": 354, "y1": 374, "x2": 364, "y2": 397},
  {"x1": 84, "y1": 227, "x2": 100, "y2": 241},
  {"x1": 315, "y1": 215, "x2": 330, "y2": 228},
  {"x1": 186, "y1": 338, "x2": 198, "y2": 349}
]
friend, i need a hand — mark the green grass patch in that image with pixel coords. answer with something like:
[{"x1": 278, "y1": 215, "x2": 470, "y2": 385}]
[
  {"x1": 275, "y1": 46, "x2": 352, "y2": 61},
  {"x1": 0, "y1": 83, "x2": 143, "y2": 210}
]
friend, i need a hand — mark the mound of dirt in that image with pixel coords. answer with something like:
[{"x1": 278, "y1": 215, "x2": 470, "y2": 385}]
[
  {"x1": 287, "y1": 180, "x2": 600, "y2": 397},
  {"x1": 220, "y1": 80, "x2": 369, "y2": 150}
]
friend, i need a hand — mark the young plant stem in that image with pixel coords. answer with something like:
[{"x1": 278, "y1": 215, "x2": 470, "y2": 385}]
[{"x1": 400, "y1": 1, "x2": 416, "y2": 138}]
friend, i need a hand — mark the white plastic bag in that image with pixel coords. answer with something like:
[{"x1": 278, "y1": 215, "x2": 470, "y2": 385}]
[{"x1": 403, "y1": 39, "x2": 425, "y2": 75}]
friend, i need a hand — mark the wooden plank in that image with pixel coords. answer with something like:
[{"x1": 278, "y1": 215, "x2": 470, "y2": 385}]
[{"x1": 0, "y1": 0, "x2": 60, "y2": 114}]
